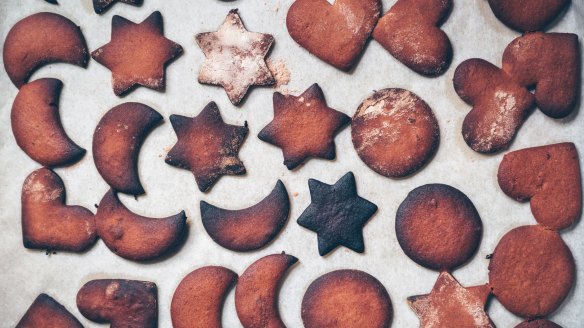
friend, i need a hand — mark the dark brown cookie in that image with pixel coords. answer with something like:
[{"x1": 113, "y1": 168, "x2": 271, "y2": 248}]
[
  {"x1": 372, "y1": 0, "x2": 452, "y2": 76},
  {"x1": 488, "y1": 0, "x2": 570, "y2": 32},
  {"x1": 3, "y1": 12, "x2": 88, "y2": 88},
  {"x1": 171, "y1": 266, "x2": 238, "y2": 328},
  {"x1": 396, "y1": 184, "x2": 482, "y2": 271},
  {"x1": 201, "y1": 180, "x2": 289, "y2": 252},
  {"x1": 92, "y1": 11, "x2": 183, "y2": 96},
  {"x1": 93, "y1": 0, "x2": 143, "y2": 14},
  {"x1": 489, "y1": 225, "x2": 575, "y2": 318},
  {"x1": 258, "y1": 84, "x2": 351, "y2": 170},
  {"x1": 22, "y1": 168, "x2": 97, "y2": 252},
  {"x1": 502, "y1": 32, "x2": 580, "y2": 118},
  {"x1": 93, "y1": 102, "x2": 163, "y2": 195},
  {"x1": 235, "y1": 253, "x2": 298, "y2": 328},
  {"x1": 95, "y1": 189, "x2": 187, "y2": 261},
  {"x1": 196, "y1": 9, "x2": 275, "y2": 106},
  {"x1": 286, "y1": 0, "x2": 381, "y2": 71},
  {"x1": 351, "y1": 88, "x2": 439, "y2": 177},
  {"x1": 453, "y1": 58, "x2": 535, "y2": 153},
  {"x1": 515, "y1": 319, "x2": 562, "y2": 328},
  {"x1": 11, "y1": 78, "x2": 85, "y2": 167},
  {"x1": 77, "y1": 279, "x2": 157, "y2": 328},
  {"x1": 498, "y1": 143, "x2": 581, "y2": 230},
  {"x1": 301, "y1": 269, "x2": 392, "y2": 328},
  {"x1": 165, "y1": 102, "x2": 248, "y2": 192},
  {"x1": 17, "y1": 294, "x2": 83, "y2": 328}
]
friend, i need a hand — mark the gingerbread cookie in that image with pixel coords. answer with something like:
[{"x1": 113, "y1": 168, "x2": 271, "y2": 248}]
[
  {"x1": 515, "y1": 319, "x2": 562, "y2": 328},
  {"x1": 351, "y1": 88, "x2": 439, "y2": 177},
  {"x1": 3, "y1": 12, "x2": 88, "y2": 88},
  {"x1": 488, "y1": 0, "x2": 570, "y2": 32},
  {"x1": 372, "y1": 0, "x2": 452, "y2": 76},
  {"x1": 93, "y1": 0, "x2": 143, "y2": 14},
  {"x1": 301, "y1": 270, "x2": 392, "y2": 328},
  {"x1": 258, "y1": 84, "x2": 351, "y2": 170},
  {"x1": 286, "y1": 0, "x2": 381, "y2": 71},
  {"x1": 92, "y1": 11, "x2": 183, "y2": 96},
  {"x1": 17, "y1": 294, "x2": 83, "y2": 328}
]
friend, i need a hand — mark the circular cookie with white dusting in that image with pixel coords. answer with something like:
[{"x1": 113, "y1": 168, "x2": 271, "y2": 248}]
[{"x1": 351, "y1": 88, "x2": 439, "y2": 178}]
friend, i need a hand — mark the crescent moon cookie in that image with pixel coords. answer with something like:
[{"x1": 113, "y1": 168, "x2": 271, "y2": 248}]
[
  {"x1": 3, "y1": 12, "x2": 89, "y2": 88},
  {"x1": 93, "y1": 0, "x2": 143, "y2": 14},
  {"x1": 91, "y1": 11, "x2": 183, "y2": 96},
  {"x1": 12, "y1": 78, "x2": 85, "y2": 167},
  {"x1": 487, "y1": 0, "x2": 570, "y2": 32},
  {"x1": 17, "y1": 294, "x2": 83, "y2": 328},
  {"x1": 351, "y1": 88, "x2": 439, "y2": 178},
  {"x1": 258, "y1": 84, "x2": 351, "y2": 170},
  {"x1": 196, "y1": 9, "x2": 275, "y2": 106},
  {"x1": 301, "y1": 270, "x2": 393, "y2": 328},
  {"x1": 165, "y1": 102, "x2": 248, "y2": 192}
]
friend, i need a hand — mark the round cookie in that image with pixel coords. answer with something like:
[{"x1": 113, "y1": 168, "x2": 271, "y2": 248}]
[
  {"x1": 351, "y1": 88, "x2": 439, "y2": 178},
  {"x1": 301, "y1": 269, "x2": 392, "y2": 328},
  {"x1": 515, "y1": 319, "x2": 562, "y2": 328},
  {"x1": 489, "y1": 225, "x2": 575, "y2": 318},
  {"x1": 396, "y1": 184, "x2": 482, "y2": 271}
]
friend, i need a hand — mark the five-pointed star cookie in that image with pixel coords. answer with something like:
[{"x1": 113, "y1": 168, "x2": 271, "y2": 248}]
[
  {"x1": 297, "y1": 172, "x2": 377, "y2": 256},
  {"x1": 93, "y1": 0, "x2": 142, "y2": 14},
  {"x1": 258, "y1": 84, "x2": 351, "y2": 170},
  {"x1": 165, "y1": 102, "x2": 248, "y2": 192},
  {"x1": 196, "y1": 9, "x2": 275, "y2": 105},
  {"x1": 409, "y1": 271, "x2": 494, "y2": 328},
  {"x1": 92, "y1": 11, "x2": 183, "y2": 96}
]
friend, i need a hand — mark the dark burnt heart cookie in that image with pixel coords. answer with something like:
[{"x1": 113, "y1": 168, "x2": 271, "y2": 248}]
[{"x1": 487, "y1": 0, "x2": 570, "y2": 32}]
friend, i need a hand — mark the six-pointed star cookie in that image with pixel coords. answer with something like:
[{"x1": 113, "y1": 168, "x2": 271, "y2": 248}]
[
  {"x1": 93, "y1": 0, "x2": 143, "y2": 14},
  {"x1": 297, "y1": 172, "x2": 377, "y2": 256},
  {"x1": 92, "y1": 11, "x2": 183, "y2": 96},
  {"x1": 196, "y1": 9, "x2": 275, "y2": 105},
  {"x1": 165, "y1": 102, "x2": 248, "y2": 192},
  {"x1": 409, "y1": 271, "x2": 494, "y2": 328},
  {"x1": 258, "y1": 84, "x2": 351, "y2": 170}
]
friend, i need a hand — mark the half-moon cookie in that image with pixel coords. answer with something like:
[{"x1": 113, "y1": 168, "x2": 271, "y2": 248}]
[
  {"x1": 17, "y1": 294, "x2": 83, "y2": 328},
  {"x1": 487, "y1": 0, "x2": 570, "y2": 32},
  {"x1": 301, "y1": 269, "x2": 392, "y2": 328},
  {"x1": 93, "y1": 0, "x2": 143, "y2": 14},
  {"x1": 351, "y1": 88, "x2": 439, "y2": 177},
  {"x1": 515, "y1": 319, "x2": 562, "y2": 328},
  {"x1": 258, "y1": 84, "x2": 351, "y2": 170}
]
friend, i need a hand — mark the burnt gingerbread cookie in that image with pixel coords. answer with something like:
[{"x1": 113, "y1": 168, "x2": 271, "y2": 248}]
[
  {"x1": 22, "y1": 168, "x2": 97, "y2": 252},
  {"x1": 286, "y1": 0, "x2": 381, "y2": 71},
  {"x1": 372, "y1": 0, "x2": 452, "y2": 76},
  {"x1": 3, "y1": 12, "x2": 88, "y2": 88},
  {"x1": 488, "y1": 0, "x2": 570, "y2": 32},
  {"x1": 17, "y1": 294, "x2": 83, "y2": 328},
  {"x1": 489, "y1": 225, "x2": 575, "y2": 318},
  {"x1": 301, "y1": 269, "x2": 392, "y2": 328},
  {"x1": 171, "y1": 266, "x2": 238, "y2": 328},
  {"x1": 453, "y1": 58, "x2": 535, "y2": 153},
  {"x1": 196, "y1": 9, "x2": 275, "y2": 106},
  {"x1": 77, "y1": 279, "x2": 157, "y2": 328},
  {"x1": 515, "y1": 319, "x2": 562, "y2": 328},
  {"x1": 93, "y1": 0, "x2": 143, "y2": 14},
  {"x1": 351, "y1": 88, "x2": 439, "y2": 177},
  {"x1": 92, "y1": 11, "x2": 183, "y2": 96},
  {"x1": 258, "y1": 84, "x2": 350, "y2": 170}
]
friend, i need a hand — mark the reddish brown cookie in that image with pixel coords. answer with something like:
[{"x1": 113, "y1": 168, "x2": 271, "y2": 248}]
[
  {"x1": 489, "y1": 225, "x2": 575, "y2": 318},
  {"x1": 396, "y1": 184, "x2": 482, "y2": 271},
  {"x1": 17, "y1": 294, "x2": 83, "y2": 328},
  {"x1": 498, "y1": 143, "x2": 581, "y2": 230},
  {"x1": 171, "y1": 266, "x2": 238, "y2": 328},
  {"x1": 95, "y1": 189, "x2": 187, "y2": 261},
  {"x1": 372, "y1": 0, "x2": 452, "y2": 76},
  {"x1": 201, "y1": 180, "x2": 289, "y2": 251},
  {"x1": 165, "y1": 102, "x2": 248, "y2": 192},
  {"x1": 93, "y1": 0, "x2": 143, "y2": 14},
  {"x1": 258, "y1": 84, "x2": 350, "y2": 170},
  {"x1": 488, "y1": 0, "x2": 570, "y2": 32},
  {"x1": 93, "y1": 102, "x2": 163, "y2": 195},
  {"x1": 301, "y1": 269, "x2": 392, "y2": 328},
  {"x1": 502, "y1": 32, "x2": 580, "y2": 118},
  {"x1": 453, "y1": 58, "x2": 535, "y2": 153},
  {"x1": 92, "y1": 11, "x2": 183, "y2": 96},
  {"x1": 286, "y1": 0, "x2": 381, "y2": 71},
  {"x1": 12, "y1": 78, "x2": 85, "y2": 167},
  {"x1": 77, "y1": 279, "x2": 157, "y2": 328},
  {"x1": 515, "y1": 319, "x2": 562, "y2": 328},
  {"x1": 3, "y1": 12, "x2": 88, "y2": 88},
  {"x1": 351, "y1": 88, "x2": 439, "y2": 177},
  {"x1": 22, "y1": 168, "x2": 97, "y2": 252}
]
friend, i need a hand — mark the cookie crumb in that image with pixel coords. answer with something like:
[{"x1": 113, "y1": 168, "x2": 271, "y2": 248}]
[{"x1": 267, "y1": 59, "x2": 290, "y2": 88}]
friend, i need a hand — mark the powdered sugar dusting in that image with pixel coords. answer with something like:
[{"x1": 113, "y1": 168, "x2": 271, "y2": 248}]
[
  {"x1": 23, "y1": 171, "x2": 63, "y2": 203},
  {"x1": 473, "y1": 90, "x2": 519, "y2": 152}
]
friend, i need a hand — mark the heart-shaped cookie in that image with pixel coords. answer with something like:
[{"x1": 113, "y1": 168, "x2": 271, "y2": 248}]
[
  {"x1": 488, "y1": 0, "x2": 570, "y2": 32},
  {"x1": 372, "y1": 0, "x2": 452, "y2": 76},
  {"x1": 286, "y1": 0, "x2": 381, "y2": 71}
]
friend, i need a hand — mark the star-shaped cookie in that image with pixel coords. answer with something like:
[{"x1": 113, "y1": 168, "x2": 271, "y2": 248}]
[
  {"x1": 258, "y1": 84, "x2": 351, "y2": 170},
  {"x1": 297, "y1": 172, "x2": 377, "y2": 256},
  {"x1": 93, "y1": 0, "x2": 142, "y2": 14},
  {"x1": 92, "y1": 11, "x2": 183, "y2": 96},
  {"x1": 408, "y1": 271, "x2": 494, "y2": 328},
  {"x1": 196, "y1": 9, "x2": 275, "y2": 105},
  {"x1": 165, "y1": 102, "x2": 248, "y2": 192}
]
